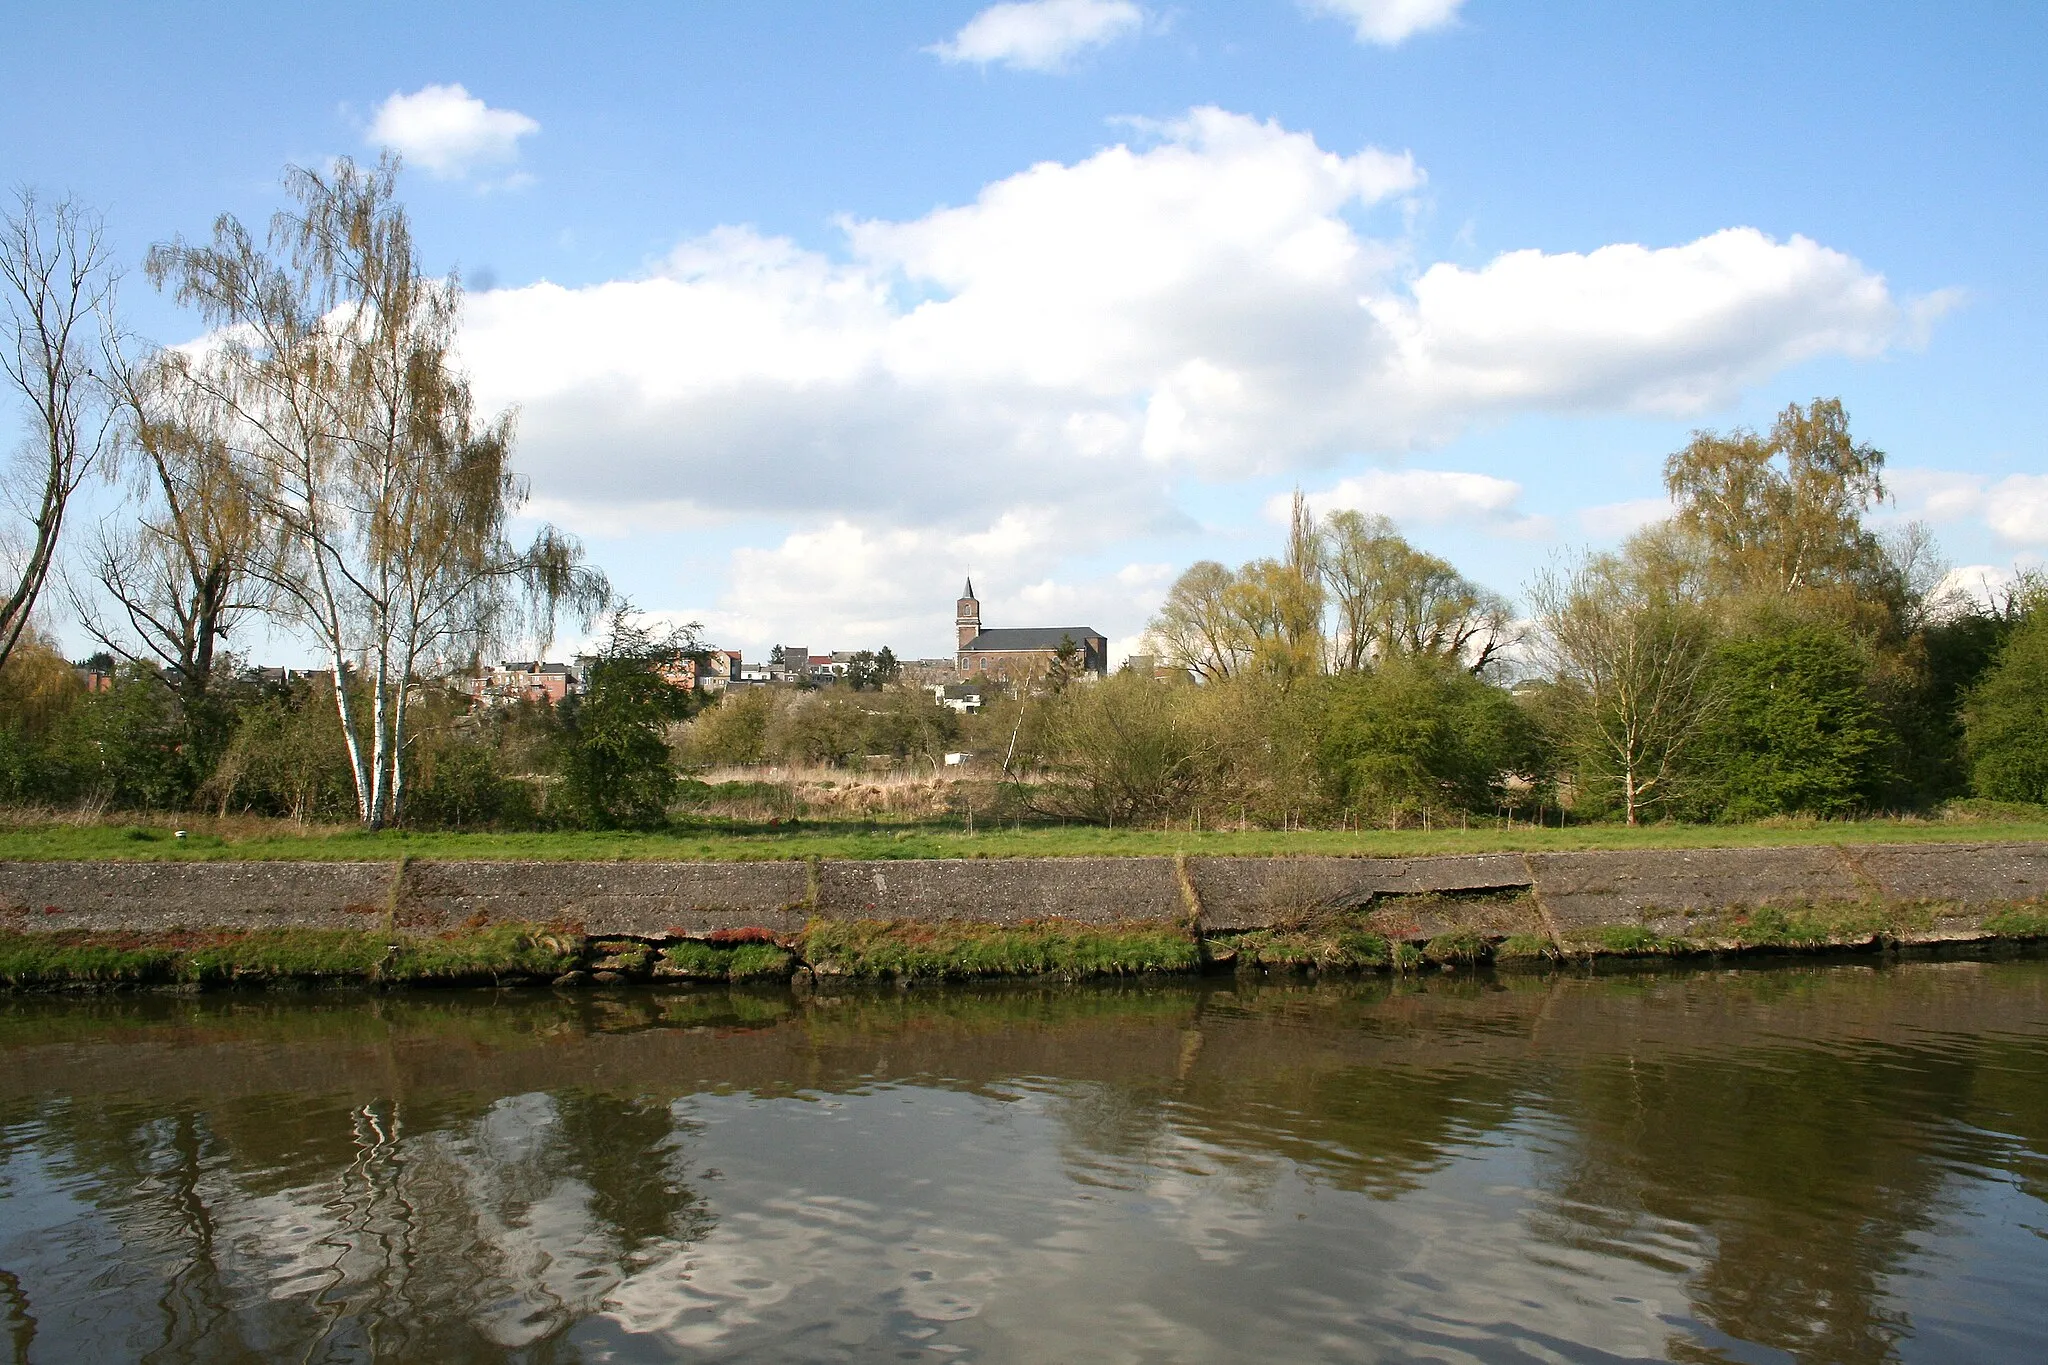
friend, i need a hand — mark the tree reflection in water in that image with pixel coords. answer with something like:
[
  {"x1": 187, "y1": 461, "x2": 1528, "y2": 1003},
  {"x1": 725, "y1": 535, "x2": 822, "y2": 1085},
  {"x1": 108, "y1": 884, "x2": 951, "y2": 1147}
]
[{"x1": 0, "y1": 962, "x2": 2042, "y2": 1360}]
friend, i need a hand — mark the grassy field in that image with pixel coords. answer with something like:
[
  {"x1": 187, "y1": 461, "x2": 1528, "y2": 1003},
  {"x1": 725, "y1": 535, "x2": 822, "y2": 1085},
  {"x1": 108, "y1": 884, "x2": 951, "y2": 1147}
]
[{"x1": 0, "y1": 806, "x2": 2044, "y2": 862}]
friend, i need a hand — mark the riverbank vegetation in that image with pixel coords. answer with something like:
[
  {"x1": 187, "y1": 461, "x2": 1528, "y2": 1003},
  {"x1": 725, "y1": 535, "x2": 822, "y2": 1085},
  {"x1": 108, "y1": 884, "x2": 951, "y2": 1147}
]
[{"x1": 5, "y1": 905, "x2": 2044, "y2": 991}]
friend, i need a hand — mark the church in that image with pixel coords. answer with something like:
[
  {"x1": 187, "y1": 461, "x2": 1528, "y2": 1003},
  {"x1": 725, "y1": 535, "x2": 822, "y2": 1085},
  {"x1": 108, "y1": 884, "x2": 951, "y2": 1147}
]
[{"x1": 954, "y1": 579, "x2": 1108, "y2": 683}]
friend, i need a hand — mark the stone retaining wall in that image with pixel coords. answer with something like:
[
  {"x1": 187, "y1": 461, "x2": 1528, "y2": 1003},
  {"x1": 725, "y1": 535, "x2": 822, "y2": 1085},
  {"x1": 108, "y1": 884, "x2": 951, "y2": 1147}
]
[{"x1": 0, "y1": 842, "x2": 2042, "y2": 944}]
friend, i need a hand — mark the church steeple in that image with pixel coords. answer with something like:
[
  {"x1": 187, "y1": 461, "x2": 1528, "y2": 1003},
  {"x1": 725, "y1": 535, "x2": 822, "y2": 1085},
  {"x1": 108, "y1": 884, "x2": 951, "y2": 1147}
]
[{"x1": 956, "y1": 577, "x2": 982, "y2": 656}]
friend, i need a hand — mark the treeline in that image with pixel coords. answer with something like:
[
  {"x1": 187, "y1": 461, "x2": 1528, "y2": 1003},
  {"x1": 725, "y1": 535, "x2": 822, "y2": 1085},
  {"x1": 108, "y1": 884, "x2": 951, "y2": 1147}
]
[{"x1": 1087, "y1": 399, "x2": 2048, "y2": 826}]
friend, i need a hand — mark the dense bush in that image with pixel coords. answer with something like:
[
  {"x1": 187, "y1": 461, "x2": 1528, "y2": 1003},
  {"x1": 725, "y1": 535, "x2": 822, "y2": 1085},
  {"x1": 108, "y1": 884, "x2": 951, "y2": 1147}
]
[
  {"x1": 1315, "y1": 660, "x2": 1547, "y2": 821},
  {"x1": 677, "y1": 686, "x2": 960, "y2": 772},
  {"x1": 1964, "y1": 606, "x2": 2048, "y2": 803},
  {"x1": 1689, "y1": 619, "x2": 1889, "y2": 820}
]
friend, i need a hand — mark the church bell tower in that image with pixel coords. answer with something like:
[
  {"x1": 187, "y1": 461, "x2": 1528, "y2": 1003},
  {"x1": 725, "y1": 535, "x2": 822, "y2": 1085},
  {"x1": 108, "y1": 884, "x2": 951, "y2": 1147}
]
[{"x1": 956, "y1": 577, "x2": 981, "y2": 659}]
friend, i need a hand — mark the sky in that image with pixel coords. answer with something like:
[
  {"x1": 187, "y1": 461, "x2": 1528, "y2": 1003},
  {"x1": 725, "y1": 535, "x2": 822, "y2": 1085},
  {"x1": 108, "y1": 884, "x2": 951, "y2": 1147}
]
[{"x1": 4, "y1": 0, "x2": 2045, "y2": 664}]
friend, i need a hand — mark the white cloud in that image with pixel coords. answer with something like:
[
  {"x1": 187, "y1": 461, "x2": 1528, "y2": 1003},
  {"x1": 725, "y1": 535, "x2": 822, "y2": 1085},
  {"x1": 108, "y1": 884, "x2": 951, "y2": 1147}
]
[
  {"x1": 369, "y1": 83, "x2": 539, "y2": 180},
  {"x1": 929, "y1": 0, "x2": 1145, "y2": 72},
  {"x1": 1933, "y1": 564, "x2": 2020, "y2": 615},
  {"x1": 1305, "y1": 0, "x2": 1464, "y2": 46},
  {"x1": 1371, "y1": 230, "x2": 1900, "y2": 419},
  {"x1": 1290, "y1": 469, "x2": 1551, "y2": 537},
  {"x1": 450, "y1": 107, "x2": 1929, "y2": 650},
  {"x1": 1578, "y1": 497, "x2": 1673, "y2": 539},
  {"x1": 1985, "y1": 474, "x2": 2048, "y2": 543},
  {"x1": 1889, "y1": 468, "x2": 2048, "y2": 545}
]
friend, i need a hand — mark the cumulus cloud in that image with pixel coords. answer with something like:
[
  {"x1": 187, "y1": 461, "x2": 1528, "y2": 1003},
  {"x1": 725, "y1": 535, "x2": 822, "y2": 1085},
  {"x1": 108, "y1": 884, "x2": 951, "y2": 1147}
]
[
  {"x1": 451, "y1": 107, "x2": 1928, "y2": 650},
  {"x1": 369, "y1": 83, "x2": 539, "y2": 180},
  {"x1": 929, "y1": 0, "x2": 1145, "y2": 72},
  {"x1": 1889, "y1": 468, "x2": 2048, "y2": 545},
  {"x1": 1305, "y1": 0, "x2": 1464, "y2": 46},
  {"x1": 1289, "y1": 469, "x2": 1551, "y2": 537}
]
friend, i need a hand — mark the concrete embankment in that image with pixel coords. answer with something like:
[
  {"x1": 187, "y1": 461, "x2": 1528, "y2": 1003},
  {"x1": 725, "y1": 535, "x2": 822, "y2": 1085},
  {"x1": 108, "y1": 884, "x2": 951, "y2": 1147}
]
[{"x1": 1, "y1": 842, "x2": 2044, "y2": 987}]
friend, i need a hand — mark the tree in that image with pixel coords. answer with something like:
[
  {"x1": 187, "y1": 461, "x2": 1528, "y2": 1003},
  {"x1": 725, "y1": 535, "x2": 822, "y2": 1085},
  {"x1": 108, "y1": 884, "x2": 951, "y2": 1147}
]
[
  {"x1": 1963, "y1": 595, "x2": 2048, "y2": 803},
  {"x1": 1039, "y1": 672, "x2": 1207, "y2": 823},
  {"x1": 1692, "y1": 619, "x2": 1888, "y2": 820},
  {"x1": 70, "y1": 347, "x2": 269, "y2": 736},
  {"x1": 1319, "y1": 510, "x2": 1515, "y2": 675},
  {"x1": 147, "y1": 157, "x2": 603, "y2": 827},
  {"x1": 1532, "y1": 545, "x2": 1719, "y2": 825},
  {"x1": 1315, "y1": 659, "x2": 1543, "y2": 822},
  {"x1": 1664, "y1": 398, "x2": 1890, "y2": 608},
  {"x1": 1044, "y1": 634, "x2": 1085, "y2": 693},
  {"x1": 561, "y1": 606, "x2": 699, "y2": 828},
  {"x1": 1148, "y1": 560, "x2": 1245, "y2": 681},
  {"x1": 0, "y1": 190, "x2": 121, "y2": 672},
  {"x1": 842, "y1": 646, "x2": 902, "y2": 692},
  {"x1": 1224, "y1": 558, "x2": 1324, "y2": 682}
]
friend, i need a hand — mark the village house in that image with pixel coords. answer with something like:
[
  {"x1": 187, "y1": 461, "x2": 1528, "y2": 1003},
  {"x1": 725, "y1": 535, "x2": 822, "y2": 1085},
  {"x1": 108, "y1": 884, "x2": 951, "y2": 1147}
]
[
  {"x1": 954, "y1": 579, "x2": 1107, "y2": 683},
  {"x1": 468, "y1": 661, "x2": 582, "y2": 706}
]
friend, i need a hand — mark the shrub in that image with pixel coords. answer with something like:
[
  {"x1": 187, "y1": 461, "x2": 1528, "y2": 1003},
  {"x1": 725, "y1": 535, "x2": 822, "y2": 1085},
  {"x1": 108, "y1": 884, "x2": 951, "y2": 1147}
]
[
  {"x1": 1964, "y1": 607, "x2": 2048, "y2": 803},
  {"x1": 1316, "y1": 661, "x2": 1546, "y2": 823},
  {"x1": 1692, "y1": 619, "x2": 1888, "y2": 820}
]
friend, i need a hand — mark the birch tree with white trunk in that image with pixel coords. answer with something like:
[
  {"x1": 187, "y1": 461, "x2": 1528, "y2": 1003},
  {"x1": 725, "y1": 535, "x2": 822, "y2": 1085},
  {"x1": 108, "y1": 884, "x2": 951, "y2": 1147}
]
[{"x1": 146, "y1": 156, "x2": 603, "y2": 827}]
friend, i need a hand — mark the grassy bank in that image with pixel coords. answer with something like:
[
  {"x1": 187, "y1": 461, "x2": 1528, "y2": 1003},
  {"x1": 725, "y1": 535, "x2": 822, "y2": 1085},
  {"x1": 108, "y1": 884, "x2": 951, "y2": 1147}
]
[
  {"x1": 5, "y1": 904, "x2": 2045, "y2": 991},
  {"x1": 1, "y1": 806, "x2": 2046, "y2": 863}
]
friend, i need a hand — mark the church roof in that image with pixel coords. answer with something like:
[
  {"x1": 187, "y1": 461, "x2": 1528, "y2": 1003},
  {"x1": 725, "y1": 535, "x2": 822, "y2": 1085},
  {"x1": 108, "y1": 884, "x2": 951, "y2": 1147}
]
[
  {"x1": 963, "y1": 627, "x2": 1104, "y2": 651},
  {"x1": 962, "y1": 576, "x2": 976, "y2": 599}
]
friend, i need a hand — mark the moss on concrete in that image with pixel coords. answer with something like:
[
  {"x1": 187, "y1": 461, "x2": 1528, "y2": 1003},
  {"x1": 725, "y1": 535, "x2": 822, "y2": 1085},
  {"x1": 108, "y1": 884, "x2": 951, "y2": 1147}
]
[
  {"x1": 801, "y1": 918, "x2": 1200, "y2": 981},
  {"x1": 0, "y1": 925, "x2": 578, "y2": 989}
]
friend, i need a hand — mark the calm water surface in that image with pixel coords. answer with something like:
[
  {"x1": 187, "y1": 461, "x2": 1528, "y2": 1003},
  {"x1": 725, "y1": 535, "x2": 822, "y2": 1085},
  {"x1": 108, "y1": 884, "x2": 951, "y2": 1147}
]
[{"x1": 2, "y1": 958, "x2": 2046, "y2": 1362}]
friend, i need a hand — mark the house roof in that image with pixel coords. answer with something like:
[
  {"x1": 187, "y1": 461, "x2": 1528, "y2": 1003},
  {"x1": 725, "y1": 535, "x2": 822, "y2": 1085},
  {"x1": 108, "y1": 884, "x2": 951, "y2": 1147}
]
[{"x1": 963, "y1": 627, "x2": 1104, "y2": 652}]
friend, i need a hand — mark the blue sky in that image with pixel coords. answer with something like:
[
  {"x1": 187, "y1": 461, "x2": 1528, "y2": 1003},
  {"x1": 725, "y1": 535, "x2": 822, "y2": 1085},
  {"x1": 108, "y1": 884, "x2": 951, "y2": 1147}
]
[{"x1": 6, "y1": 1, "x2": 2045, "y2": 662}]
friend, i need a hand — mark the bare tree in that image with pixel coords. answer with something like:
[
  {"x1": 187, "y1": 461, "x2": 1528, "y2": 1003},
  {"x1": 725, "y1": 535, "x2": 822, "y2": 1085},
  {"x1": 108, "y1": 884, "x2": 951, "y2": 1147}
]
[
  {"x1": 1147, "y1": 559, "x2": 1245, "y2": 681},
  {"x1": 0, "y1": 190, "x2": 120, "y2": 670},
  {"x1": 148, "y1": 157, "x2": 604, "y2": 826},
  {"x1": 71, "y1": 349, "x2": 270, "y2": 706},
  {"x1": 1532, "y1": 549, "x2": 1718, "y2": 825}
]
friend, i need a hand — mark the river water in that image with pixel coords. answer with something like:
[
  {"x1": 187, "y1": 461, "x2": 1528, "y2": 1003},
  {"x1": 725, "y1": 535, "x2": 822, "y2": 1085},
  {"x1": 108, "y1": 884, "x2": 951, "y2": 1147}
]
[{"x1": 2, "y1": 958, "x2": 2045, "y2": 1363}]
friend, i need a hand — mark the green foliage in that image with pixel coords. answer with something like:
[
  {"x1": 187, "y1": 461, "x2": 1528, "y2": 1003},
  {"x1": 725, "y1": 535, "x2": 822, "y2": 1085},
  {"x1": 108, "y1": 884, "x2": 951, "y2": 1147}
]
[
  {"x1": 1316, "y1": 660, "x2": 1546, "y2": 820},
  {"x1": 1495, "y1": 933, "x2": 1557, "y2": 962},
  {"x1": 686, "y1": 687, "x2": 773, "y2": 765},
  {"x1": 1423, "y1": 928, "x2": 1489, "y2": 965},
  {"x1": 1981, "y1": 907, "x2": 2048, "y2": 939},
  {"x1": 1039, "y1": 673, "x2": 1208, "y2": 823},
  {"x1": 1693, "y1": 619, "x2": 1888, "y2": 820},
  {"x1": 562, "y1": 608, "x2": 695, "y2": 829},
  {"x1": 1228, "y1": 925, "x2": 1390, "y2": 971},
  {"x1": 1714, "y1": 903, "x2": 1889, "y2": 949},
  {"x1": 1965, "y1": 607, "x2": 2048, "y2": 803},
  {"x1": 657, "y1": 939, "x2": 794, "y2": 981},
  {"x1": 0, "y1": 924, "x2": 578, "y2": 988},
  {"x1": 681, "y1": 686, "x2": 959, "y2": 771},
  {"x1": 406, "y1": 740, "x2": 523, "y2": 828},
  {"x1": 801, "y1": 918, "x2": 1200, "y2": 980},
  {"x1": 841, "y1": 647, "x2": 901, "y2": 692},
  {"x1": 1584, "y1": 924, "x2": 1686, "y2": 956},
  {"x1": 199, "y1": 682, "x2": 356, "y2": 820}
]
